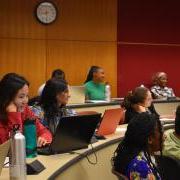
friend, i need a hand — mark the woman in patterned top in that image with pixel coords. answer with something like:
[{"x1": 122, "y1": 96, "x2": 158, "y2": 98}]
[
  {"x1": 31, "y1": 78, "x2": 76, "y2": 135},
  {"x1": 112, "y1": 113, "x2": 163, "y2": 179},
  {"x1": 151, "y1": 72, "x2": 175, "y2": 99}
]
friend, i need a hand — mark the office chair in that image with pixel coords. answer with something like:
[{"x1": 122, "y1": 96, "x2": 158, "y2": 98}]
[
  {"x1": 112, "y1": 168, "x2": 128, "y2": 180},
  {"x1": 156, "y1": 155, "x2": 180, "y2": 180}
]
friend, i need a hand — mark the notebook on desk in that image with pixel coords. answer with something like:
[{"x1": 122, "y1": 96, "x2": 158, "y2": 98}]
[
  {"x1": 96, "y1": 108, "x2": 124, "y2": 136},
  {"x1": 68, "y1": 86, "x2": 85, "y2": 104},
  {"x1": 37, "y1": 113, "x2": 101, "y2": 155}
]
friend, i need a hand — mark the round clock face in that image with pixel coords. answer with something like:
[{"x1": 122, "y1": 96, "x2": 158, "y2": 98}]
[{"x1": 36, "y1": 2, "x2": 57, "y2": 24}]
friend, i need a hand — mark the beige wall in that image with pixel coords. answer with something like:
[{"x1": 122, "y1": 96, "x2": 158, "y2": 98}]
[{"x1": 0, "y1": 0, "x2": 117, "y2": 97}]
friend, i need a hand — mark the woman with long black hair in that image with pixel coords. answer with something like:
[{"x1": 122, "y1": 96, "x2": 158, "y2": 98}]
[
  {"x1": 0, "y1": 73, "x2": 52, "y2": 146},
  {"x1": 32, "y1": 78, "x2": 76, "y2": 135},
  {"x1": 112, "y1": 113, "x2": 163, "y2": 179}
]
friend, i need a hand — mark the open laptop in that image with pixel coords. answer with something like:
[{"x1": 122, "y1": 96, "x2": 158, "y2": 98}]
[
  {"x1": 96, "y1": 108, "x2": 124, "y2": 136},
  {"x1": 38, "y1": 113, "x2": 101, "y2": 155},
  {"x1": 68, "y1": 86, "x2": 85, "y2": 104}
]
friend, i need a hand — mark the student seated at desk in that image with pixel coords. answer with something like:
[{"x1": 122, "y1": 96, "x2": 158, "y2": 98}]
[
  {"x1": 0, "y1": 73, "x2": 52, "y2": 146},
  {"x1": 122, "y1": 86, "x2": 159, "y2": 124},
  {"x1": 32, "y1": 79, "x2": 76, "y2": 135},
  {"x1": 38, "y1": 69, "x2": 66, "y2": 96},
  {"x1": 163, "y1": 105, "x2": 180, "y2": 159},
  {"x1": 84, "y1": 66, "x2": 107, "y2": 100},
  {"x1": 151, "y1": 72, "x2": 175, "y2": 99},
  {"x1": 112, "y1": 113, "x2": 163, "y2": 179}
]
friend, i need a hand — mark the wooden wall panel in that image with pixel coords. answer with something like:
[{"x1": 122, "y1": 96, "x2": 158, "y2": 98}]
[
  {"x1": 0, "y1": 0, "x2": 117, "y2": 97},
  {"x1": 0, "y1": 0, "x2": 45, "y2": 39},
  {"x1": 47, "y1": 0, "x2": 117, "y2": 41},
  {"x1": 0, "y1": 0, "x2": 117, "y2": 41},
  {"x1": 0, "y1": 39, "x2": 46, "y2": 97},
  {"x1": 46, "y1": 41, "x2": 117, "y2": 97}
]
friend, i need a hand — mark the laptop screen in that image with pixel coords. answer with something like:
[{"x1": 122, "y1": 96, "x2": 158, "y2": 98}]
[
  {"x1": 68, "y1": 86, "x2": 85, "y2": 104},
  {"x1": 50, "y1": 113, "x2": 101, "y2": 153},
  {"x1": 97, "y1": 108, "x2": 123, "y2": 136}
]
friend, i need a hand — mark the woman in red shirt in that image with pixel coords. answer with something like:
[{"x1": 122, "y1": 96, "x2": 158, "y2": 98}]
[{"x1": 0, "y1": 73, "x2": 52, "y2": 146}]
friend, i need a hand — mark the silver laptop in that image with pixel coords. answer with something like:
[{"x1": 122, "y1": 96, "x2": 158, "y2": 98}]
[{"x1": 68, "y1": 86, "x2": 85, "y2": 104}]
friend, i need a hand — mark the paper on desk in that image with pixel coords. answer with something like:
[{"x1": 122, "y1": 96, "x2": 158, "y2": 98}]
[
  {"x1": 3, "y1": 157, "x2": 9, "y2": 168},
  {"x1": 116, "y1": 125, "x2": 127, "y2": 133},
  {"x1": 0, "y1": 140, "x2": 10, "y2": 175}
]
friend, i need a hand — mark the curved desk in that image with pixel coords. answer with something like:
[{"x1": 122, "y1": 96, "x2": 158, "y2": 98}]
[
  {"x1": 67, "y1": 98, "x2": 180, "y2": 116},
  {"x1": 67, "y1": 100, "x2": 121, "y2": 114},
  {"x1": 1, "y1": 116, "x2": 175, "y2": 180},
  {"x1": 153, "y1": 98, "x2": 180, "y2": 116},
  {"x1": 1, "y1": 125, "x2": 127, "y2": 180}
]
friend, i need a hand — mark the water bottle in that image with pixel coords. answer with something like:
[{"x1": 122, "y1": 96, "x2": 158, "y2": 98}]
[
  {"x1": 9, "y1": 124, "x2": 26, "y2": 180},
  {"x1": 24, "y1": 118, "x2": 37, "y2": 158},
  {"x1": 105, "y1": 83, "x2": 111, "y2": 102}
]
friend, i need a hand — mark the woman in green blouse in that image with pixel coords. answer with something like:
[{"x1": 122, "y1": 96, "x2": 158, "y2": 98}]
[{"x1": 84, "y1": 66, "x2": 106, "y2": 100}]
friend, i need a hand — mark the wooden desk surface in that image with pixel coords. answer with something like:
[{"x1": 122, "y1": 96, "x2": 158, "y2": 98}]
[
  {"x1": 152, "y1": 98, "x2": 180, "y2": 116},
  {"x1": 67, "y1": 98, "x2": 180, "y2": 115},
  {"x1": 67, "y1": 100, "x2": 121, "y2": 108},
  {"x1": 1, "y1": 125, "x2": 127, "y2": 180},
  {"x1": 1, "y1": 111, "x2": 176, "y2": 180},
  {"x1": 68, "y1": 101, "x2": 121, "y2": 114}
]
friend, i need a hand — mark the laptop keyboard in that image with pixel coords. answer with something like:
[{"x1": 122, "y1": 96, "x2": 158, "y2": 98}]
[{"x1": 37, "y1": 145, "x2": 51, "y2": 155}]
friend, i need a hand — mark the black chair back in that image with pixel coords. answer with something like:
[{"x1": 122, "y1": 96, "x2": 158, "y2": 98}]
[
  {"x1": 156, "y1": 155, "x2": 180, "y2": 180},
  {"x1": 112, "y1": 168, "x2": 128, "y2": 180}
]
